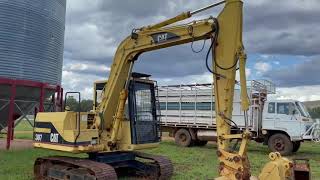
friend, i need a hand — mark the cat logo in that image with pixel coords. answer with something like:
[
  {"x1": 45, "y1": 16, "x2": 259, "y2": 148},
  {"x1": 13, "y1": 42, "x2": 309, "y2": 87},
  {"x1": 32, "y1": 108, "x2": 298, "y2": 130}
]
[
  {"x1": 151, "y1": 32, "x2": 180, "y2": 44},
  {"x1": 50, "y1": 133, "x2": 59, "y2": 143},
  {"x1": 157, "y1": 33, "x2": 168, "y2": 42}
]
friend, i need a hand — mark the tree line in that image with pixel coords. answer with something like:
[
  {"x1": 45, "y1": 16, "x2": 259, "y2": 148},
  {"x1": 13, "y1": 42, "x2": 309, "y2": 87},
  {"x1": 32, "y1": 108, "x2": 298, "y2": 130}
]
[
  {"x1": 65, "y1": 96, "x2": 94, "y2": 112},
  {"x1": 308, "y1": 107, "x2": 320, "y2": 119},
  {"x1": 65, "y1": 96, "x2": 320, "y2": 119}
]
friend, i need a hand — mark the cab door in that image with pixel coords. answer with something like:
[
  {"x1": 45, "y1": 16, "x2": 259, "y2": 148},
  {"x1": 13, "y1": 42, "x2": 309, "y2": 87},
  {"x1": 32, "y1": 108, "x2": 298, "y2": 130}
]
[
  {"x1": 274, "y1": 102, "x2": 301, "y2": 139},
  {"x1": 128, "y1": 80, "x2": 160, "y2": 144},
  {"x1": 263, "y1": 102, "x2": 277, "y2": 129}
]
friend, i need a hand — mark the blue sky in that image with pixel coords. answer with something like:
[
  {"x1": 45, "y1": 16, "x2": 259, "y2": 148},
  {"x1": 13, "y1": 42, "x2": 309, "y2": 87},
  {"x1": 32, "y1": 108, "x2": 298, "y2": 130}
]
[{"x1": 247, "y1": 54, "x2": 305, "y2": 80}]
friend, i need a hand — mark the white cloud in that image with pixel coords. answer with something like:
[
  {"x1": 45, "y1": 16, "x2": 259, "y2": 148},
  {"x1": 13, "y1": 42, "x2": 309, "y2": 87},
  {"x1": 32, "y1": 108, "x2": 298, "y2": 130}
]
[
  {"x1": 64, "y1": 62, "x2": 110, "y2": 72},
  {"x1": 62, "y1": 70, "x2": 104, "y2": 99},
  {"x1": 269, "y1": 85, "x2": 320, "y2": 102},
  {"x1": 273, "y1": 61, "x2": 280, "y2": 65},
  {"x1": 66, "y1": 0, "x2": 102, "y2": 14},
  {"x1": 157, "y1": 68, "x2": 252, "y2": 86},
  {"x1": 254, "y1": 62, "x2": 271, "y2": 75},
  {"x1": 64, "y1": 22, "x2": 116, "y2": 61},
  {"x1": 260, "y1": 54, "x2": 270, "y2": 59},
  {"x1": 157, "y1": 72, "x2": 212, "y2": 86},
  {"x1": 236, "y1": 68, "x2": 251, "y2": 82}
]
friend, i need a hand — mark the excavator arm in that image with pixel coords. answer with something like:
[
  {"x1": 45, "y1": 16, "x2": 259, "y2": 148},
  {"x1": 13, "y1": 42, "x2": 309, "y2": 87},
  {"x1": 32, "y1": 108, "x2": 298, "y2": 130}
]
[
  {"x1": 97, "y1": 9, "x2": 217, "y2": 142},
  {"x1": 99, "y1": 23, "x2": 213, "y2": 121},
  {"x1": 96, "y1": 0, "x2": 295, "y2": 179}
]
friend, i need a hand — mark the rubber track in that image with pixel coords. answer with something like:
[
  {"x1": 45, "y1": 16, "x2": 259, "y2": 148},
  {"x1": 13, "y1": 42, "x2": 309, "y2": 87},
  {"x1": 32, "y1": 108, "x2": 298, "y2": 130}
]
[
  {"x1": 134, "y1": 152, "x2": 174, "y2": 180},
  {"x1": 35, "y1": 153, "x2": 173, "y2": 180},
  {"x1": 34, "y1": 156, "x2": 117, "y2": 180}
]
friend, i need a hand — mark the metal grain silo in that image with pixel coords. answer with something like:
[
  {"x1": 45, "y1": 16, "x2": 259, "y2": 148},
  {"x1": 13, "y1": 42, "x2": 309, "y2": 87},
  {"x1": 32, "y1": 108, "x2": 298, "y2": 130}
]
[{"x1": 0, "y1": 0, "x2": 66, "y2": 149}]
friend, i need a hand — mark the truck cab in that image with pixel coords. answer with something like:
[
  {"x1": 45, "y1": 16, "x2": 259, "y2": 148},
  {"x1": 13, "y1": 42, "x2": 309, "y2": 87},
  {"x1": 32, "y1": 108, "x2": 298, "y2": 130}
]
[{"x1": 262, "y1": 100, "x2": 316, "y2": 155}]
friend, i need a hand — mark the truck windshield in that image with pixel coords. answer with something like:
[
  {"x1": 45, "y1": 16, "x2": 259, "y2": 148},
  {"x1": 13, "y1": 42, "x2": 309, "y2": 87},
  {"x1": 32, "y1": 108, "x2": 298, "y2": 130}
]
[{"x1": 295, "y1": 102, "x2": 311, "y2": 118}]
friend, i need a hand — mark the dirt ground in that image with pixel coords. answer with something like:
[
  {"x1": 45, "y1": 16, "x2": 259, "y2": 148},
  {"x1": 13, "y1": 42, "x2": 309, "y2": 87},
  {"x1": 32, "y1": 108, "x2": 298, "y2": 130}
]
[{"x1": 0, "y1": 139, "x2": 33, "y2": 150}]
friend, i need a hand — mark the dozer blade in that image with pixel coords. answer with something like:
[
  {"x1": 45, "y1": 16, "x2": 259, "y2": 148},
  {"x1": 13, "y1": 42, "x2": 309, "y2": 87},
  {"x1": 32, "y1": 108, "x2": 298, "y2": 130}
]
[{"x1": 293, "y1": 159, "x2": 311, "y2": 180}]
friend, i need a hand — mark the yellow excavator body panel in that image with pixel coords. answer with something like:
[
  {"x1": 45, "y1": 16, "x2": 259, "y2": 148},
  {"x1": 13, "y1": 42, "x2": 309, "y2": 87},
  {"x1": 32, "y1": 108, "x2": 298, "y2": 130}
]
[{"x1": 33, "y1": 111, "x2": 158, "y2": 153}]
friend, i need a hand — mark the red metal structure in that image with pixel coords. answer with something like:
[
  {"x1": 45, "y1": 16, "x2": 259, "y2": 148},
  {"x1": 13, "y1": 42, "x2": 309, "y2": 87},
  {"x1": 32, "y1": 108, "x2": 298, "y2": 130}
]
[{"x1": 0, "y1": 78, "x2": 63, "y2": 149}]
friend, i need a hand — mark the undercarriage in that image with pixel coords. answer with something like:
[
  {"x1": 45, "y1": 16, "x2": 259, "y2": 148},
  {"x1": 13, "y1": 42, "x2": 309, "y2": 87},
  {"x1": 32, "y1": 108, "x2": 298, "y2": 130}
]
[{"x1": 34, "y1": 151, "x2": 173, "y2": 180}]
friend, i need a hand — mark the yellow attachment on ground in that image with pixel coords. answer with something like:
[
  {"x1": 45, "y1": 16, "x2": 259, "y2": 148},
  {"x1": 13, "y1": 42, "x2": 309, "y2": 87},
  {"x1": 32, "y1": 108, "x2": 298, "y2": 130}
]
[{"x1": 259, "y1": 152, "x2": 293, "y2": 180}]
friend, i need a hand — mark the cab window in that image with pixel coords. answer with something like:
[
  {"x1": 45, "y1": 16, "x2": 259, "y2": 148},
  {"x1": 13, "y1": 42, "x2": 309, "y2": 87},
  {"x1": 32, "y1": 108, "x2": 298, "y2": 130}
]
[
  {"x1": 277, "y1": 103, "x2": 289, "y2": 114},
  {"x1": 268, "y1": 102, "x2": 275, "y2": 113},
  {"x1": 277, "y1": 103, "x2": 296, "y2": 115}
]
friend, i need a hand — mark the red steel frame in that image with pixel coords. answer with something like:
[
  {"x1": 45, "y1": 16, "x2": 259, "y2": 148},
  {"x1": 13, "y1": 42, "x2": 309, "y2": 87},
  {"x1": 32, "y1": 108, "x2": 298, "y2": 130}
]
[{"x1": 0, "y1": 78, "x2": 63, "y2": 149}]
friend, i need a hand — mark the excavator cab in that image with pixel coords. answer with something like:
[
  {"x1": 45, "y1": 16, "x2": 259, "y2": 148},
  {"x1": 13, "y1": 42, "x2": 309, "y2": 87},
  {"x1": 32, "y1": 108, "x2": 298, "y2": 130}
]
[
  {"x1": 34, "y1": 73, "x2": 173, "y2": 179},
  {"x1": 93, "y1": 72, "x2": 160, "y2": 145}
]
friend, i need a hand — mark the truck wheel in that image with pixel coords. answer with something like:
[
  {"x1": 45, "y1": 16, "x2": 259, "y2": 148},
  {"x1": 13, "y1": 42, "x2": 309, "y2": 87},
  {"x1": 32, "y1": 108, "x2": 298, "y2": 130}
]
[
  {"x1": 175, "y1": 129, "x2": 192, "y2": 147},
  {"x1": 194, "y1": 140, "x2": 208, "y2": 146},
  {"x1": 268, "y1": 133, "x2": 293, "y2": 156},
  {"x1": 292, "y1": 141, "x2": 301, "y2": 152}
]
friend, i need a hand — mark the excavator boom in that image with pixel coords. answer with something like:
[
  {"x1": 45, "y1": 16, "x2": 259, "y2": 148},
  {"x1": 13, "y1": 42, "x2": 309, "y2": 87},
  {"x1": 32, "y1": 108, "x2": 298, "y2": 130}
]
[{"x1": 95, "y1": 1, "x2": 253, "y2": 179}]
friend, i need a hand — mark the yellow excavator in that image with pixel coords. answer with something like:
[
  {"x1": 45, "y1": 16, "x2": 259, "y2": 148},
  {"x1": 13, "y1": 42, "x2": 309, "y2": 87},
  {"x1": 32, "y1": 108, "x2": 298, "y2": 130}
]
[{"x1": 33, "y1": 0, "x2": 310, "y2": 179}]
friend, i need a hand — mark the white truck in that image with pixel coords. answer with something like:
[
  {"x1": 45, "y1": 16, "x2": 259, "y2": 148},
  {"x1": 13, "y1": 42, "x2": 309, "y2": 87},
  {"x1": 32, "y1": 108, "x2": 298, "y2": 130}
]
[{"x1": 158, "y1": 80, "x2": 320, "y2": 155}]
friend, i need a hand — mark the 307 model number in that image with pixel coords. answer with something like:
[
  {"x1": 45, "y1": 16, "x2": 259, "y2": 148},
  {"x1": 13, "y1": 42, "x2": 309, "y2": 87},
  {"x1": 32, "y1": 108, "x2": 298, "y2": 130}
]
[{"x1": 34, "y1": 134, "x2": 42, "y2": 141}]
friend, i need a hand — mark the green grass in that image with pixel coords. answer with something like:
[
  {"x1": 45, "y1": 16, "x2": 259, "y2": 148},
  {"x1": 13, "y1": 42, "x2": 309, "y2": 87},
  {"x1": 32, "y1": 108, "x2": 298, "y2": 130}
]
[
  {"x1": 13, "y1": 132, "x2": 33, "y2": 140},
  {"x1": 0, "y1": 149, "x2": 84, "y2": 180},
  {"x1": 14, "y1": 120, "x2": 34, "y2": 131},
  {"x1": 0, "y1": 120, "x2": 34, "y2": 140},
  {"x1": 0, "y1": 140, "x2": 319, "y2": 180},
  {"x1": 0, "y1": 132, "x2": 33, "y2": 140},
  {"x1": 1, "y1": 122, "x2": 319, "y2": 179}
]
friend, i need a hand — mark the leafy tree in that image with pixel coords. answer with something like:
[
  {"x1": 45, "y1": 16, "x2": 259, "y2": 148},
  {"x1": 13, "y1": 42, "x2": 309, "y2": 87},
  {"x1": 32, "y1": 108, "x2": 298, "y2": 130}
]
[
  {"x1": 65, "y1": 96, "x2": 79, "y2": 111},
  {"x1": 81, "y1": 99, "x2": 94, "y2": 112},
  {"x1": 65, "y1": 96, "x2": 93, "y2": 112}
]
